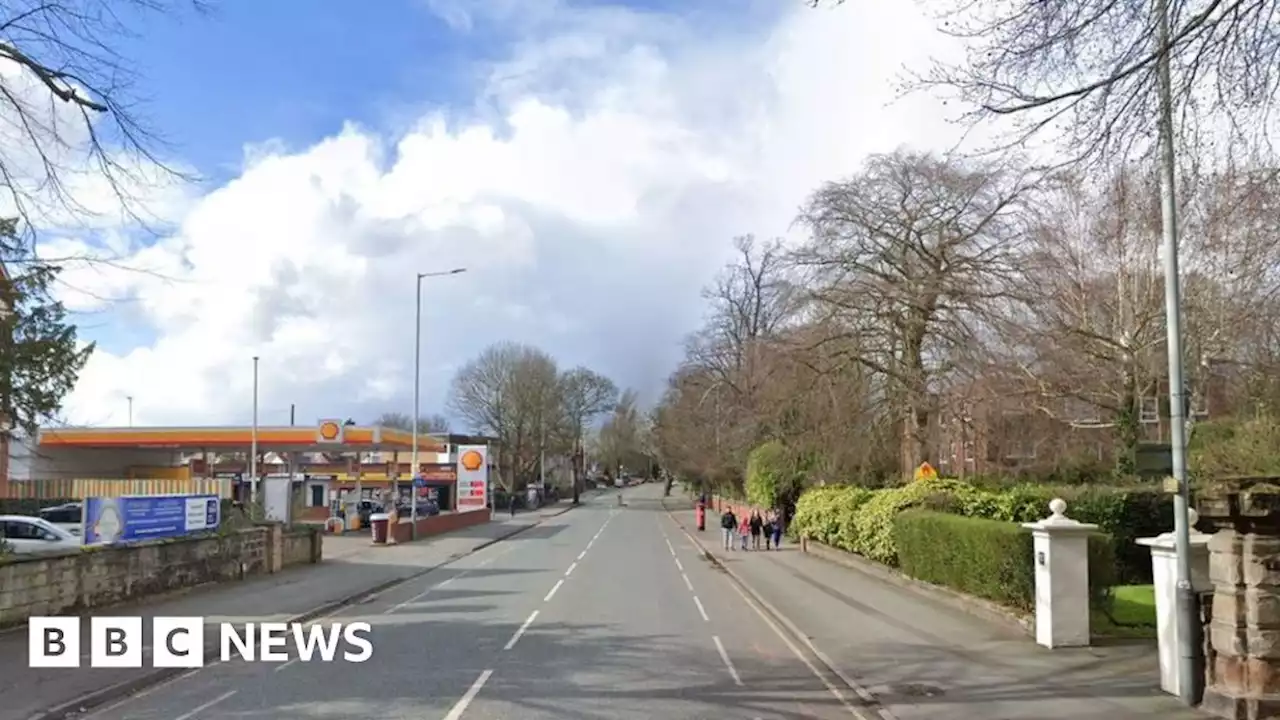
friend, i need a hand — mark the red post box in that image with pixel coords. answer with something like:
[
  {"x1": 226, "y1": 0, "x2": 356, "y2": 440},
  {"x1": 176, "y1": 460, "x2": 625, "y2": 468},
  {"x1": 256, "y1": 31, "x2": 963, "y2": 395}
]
[{"x1": 696, "y1": 502, "x2": 706, "y2": 531}]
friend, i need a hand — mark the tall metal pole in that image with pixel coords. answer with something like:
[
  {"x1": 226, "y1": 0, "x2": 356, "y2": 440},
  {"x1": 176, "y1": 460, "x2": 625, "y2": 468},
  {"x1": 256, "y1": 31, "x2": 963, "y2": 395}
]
[
  {"x1": 410, "y1": 268, "x2": 466, "y2": 540},
  {"x1": 126, "y1": 396, "x2": 133, "y2": 427},
  {"x1": 1155, "y1": 0, "x2": 1202, "y2": 703},
  {"x1": 411, "y1": 272, "x2": 423, "y2": 539},
  {"x1": 251, "y1": 356, "x2": 260, "y2": 505},
  {"x1": 290, "y1": 404, "x2": 295, "y2": 426},
  {"x1": 539, "y1": 415, "x2": 546, "y2": 506}
]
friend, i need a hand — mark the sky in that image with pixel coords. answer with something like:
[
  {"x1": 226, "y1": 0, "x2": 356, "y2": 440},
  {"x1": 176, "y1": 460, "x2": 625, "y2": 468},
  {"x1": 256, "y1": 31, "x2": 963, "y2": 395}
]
[{"x1": 27, "y1": 0, "x2": 975, "y2": 430}]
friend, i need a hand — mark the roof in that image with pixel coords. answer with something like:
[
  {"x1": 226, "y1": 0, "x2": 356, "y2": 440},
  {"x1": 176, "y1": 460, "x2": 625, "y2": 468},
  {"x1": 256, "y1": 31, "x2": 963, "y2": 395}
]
[{"x1": 35, "y1": 425, "x2": 447, "y2": 453}]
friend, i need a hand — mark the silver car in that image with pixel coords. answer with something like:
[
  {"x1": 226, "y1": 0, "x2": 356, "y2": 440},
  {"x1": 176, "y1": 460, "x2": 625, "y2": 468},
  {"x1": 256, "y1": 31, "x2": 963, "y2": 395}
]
[{"x1": 0, "y1": 515, "x2": 82, "y2": 555}]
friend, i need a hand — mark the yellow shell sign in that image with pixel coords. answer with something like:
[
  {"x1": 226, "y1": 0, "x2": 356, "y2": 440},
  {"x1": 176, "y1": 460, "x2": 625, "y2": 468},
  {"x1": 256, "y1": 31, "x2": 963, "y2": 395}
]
[
  {"x1": 317, "y1": 420, "x2": 343, "y2": 443},
  {"x1": 914, "y1": 462, "x2": 938, "y2": 482},
  {"x1": 460, "y1": 449, "x2": 484, "y2": 472}
]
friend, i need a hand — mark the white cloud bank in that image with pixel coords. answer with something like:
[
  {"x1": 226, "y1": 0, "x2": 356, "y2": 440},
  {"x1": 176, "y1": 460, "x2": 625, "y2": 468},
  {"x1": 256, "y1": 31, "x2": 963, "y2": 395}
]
[{"x1": 57, "y1": 0, "x2": 972, "y2": 429}]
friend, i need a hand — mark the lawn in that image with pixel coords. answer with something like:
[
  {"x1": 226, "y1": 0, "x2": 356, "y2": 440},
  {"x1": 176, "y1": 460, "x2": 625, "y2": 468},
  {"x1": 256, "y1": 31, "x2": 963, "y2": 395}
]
[{"x1": 1093, "y1": 584, "x2": 1157, "y2": 639}]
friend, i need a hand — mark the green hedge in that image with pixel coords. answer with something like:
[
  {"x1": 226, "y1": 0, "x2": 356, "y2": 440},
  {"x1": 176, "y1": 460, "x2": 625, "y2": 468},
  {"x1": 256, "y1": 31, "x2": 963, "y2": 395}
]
[
  {"x1": 894, "y1": 510, "x2": 1117, "y2": 615},
  {"x1": 790, "y1": 477, "x2": 1170, "y2": 582}
]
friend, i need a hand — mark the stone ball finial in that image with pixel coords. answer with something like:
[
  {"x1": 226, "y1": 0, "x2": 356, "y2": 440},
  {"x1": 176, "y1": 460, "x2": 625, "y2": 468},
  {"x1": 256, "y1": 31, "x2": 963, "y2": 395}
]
[
  {"x1": 1049, "y1": 498, "x2": 1067, "y2": 517},
  {"x1": 1189, "y1": 509, "x2": 1199, "y2": 527}
]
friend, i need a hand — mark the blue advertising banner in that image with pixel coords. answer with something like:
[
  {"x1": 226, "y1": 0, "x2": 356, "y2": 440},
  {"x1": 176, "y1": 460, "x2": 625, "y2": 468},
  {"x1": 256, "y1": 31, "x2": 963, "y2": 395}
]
[{"x1": 82, "y1": 494, "x2": 221, "y2": 545}]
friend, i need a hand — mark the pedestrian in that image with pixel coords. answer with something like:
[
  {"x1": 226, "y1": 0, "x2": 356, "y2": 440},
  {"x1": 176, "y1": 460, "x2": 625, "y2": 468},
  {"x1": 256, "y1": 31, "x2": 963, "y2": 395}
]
[
  {"x1": 749, "y1": 510, "x2": 763, "y2": 550},
  {"x1": 720, "y1": 508, "x2": 737, "y2": 551},
  {"x1": 772, "y1": 509, "x2": 784, "y2": 549},
  {"x1": 738, "y1": 512, "x2": 751, "y2": 551},
  {"x1": 510, "y1": 494, "x2": 517, "y2": 518},
  {"x1": 763, "y1": 512, "x2": 775, "y2": 550}
]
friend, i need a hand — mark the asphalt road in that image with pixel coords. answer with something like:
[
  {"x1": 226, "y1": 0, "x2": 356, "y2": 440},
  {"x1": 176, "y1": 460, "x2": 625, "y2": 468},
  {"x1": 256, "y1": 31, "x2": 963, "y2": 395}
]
[{"x1": 81, "y1": 485, "x2": 866, "y2": 720}]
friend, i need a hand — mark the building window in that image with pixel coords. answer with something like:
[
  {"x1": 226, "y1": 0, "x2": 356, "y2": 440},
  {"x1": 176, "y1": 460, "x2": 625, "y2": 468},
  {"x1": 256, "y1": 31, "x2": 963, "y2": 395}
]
[
  {"x1": 309, "y1": 484, "x2": 325, "y2": 507},
  {"x1": 1140, "y1": 396, "x2": 1159, "y2": 425}
]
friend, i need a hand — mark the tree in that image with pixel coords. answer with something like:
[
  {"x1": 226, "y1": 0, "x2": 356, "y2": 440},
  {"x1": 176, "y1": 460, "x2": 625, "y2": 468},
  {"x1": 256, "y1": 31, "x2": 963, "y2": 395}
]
[
  {"x1": 0, "y1": 218, "x2": 92, "y2": 434},
  {"x1": 373, "y1": 412, "x2": 450, "y2": 434},
  {"x1": 557, "y1": 367, "x2": 618, "y2": 503},
  {"x1": 0, "y1": 1, "x2": 200, "y2": 236},
  {"x1": 911, "y1": 0, "x2": 1279, "y2": 167},
  {"x1": 793, "y1": 150, "x2": 1034, "y2": 477},
  {"x1": 596, "y1": 390, "x2": 652, "y2": 479}
]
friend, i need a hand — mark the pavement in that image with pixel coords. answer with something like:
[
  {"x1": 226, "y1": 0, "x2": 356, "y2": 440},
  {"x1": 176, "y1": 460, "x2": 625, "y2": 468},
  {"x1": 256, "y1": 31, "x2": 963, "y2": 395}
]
[
  {"x1": 69, "y1": 484, "x2": 869, "y2": 720},
  {"x1": 0, "y1": 502, "x2": 576, "y2": 720},
  {"x1": 667, "y1": 495, "x2": 1211, "y2": 720}
]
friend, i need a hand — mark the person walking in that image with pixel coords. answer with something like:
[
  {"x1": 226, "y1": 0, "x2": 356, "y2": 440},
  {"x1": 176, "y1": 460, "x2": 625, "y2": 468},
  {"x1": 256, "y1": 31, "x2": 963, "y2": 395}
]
[
  {"x1": 749, "y1": 510, "x2": 763, "y2": 550},
  {"x1": 738, "y1": 512, "x2": 751, "y2": 550},
  {"x1": 771, "y1": 508, "x2": 784, "y2": 549},
  {"x1": 763, "y1": 512, "x2": 775, "y2": 550},
  {"x1": 720, "y1": 508, "x2": 737, "y2": 551}
]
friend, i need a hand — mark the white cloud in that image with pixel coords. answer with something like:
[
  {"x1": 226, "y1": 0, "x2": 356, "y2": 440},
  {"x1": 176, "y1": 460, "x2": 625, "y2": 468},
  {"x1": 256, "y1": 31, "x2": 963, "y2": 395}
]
[{"x1": 59, "y1": 1, "x2": 980, "y2": 429}]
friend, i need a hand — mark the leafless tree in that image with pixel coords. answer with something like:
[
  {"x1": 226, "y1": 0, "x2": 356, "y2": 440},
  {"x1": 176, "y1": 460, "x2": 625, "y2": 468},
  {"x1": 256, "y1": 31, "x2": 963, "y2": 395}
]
[
  {"x1": 792, "y1": 150, "x2": 1034, "y2": 476},
  {"x1": 557, "y1": 366, "x2": 618, "y2": 502},
  {"x1": 0, "y1": 1, "x2": 204, "y2": 240},
  {"x1": 372, "y1": 411, "x2": 449, "y2": 434}
]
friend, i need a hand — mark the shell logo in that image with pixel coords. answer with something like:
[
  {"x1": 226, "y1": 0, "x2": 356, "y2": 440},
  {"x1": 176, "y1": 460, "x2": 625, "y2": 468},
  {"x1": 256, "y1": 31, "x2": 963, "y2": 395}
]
[
  {"x1": 318, "y1": 421, "x2": 342, "y2": 441},
  {"x1": 460, "y1": 450, "x2": 484, "y2": 472}
]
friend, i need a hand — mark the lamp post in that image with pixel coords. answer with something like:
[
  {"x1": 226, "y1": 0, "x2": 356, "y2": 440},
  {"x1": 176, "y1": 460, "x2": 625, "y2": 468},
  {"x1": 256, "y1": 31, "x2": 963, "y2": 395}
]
[
  {"x1": 411, "y1": 267, "x2": 467, "y2": 539},
  {"x1": 126, "y1": 396, "x2": 133, "y2": 427},
  {"x1": 251, "y1": 356, "x2": 259, "y2": 505}
]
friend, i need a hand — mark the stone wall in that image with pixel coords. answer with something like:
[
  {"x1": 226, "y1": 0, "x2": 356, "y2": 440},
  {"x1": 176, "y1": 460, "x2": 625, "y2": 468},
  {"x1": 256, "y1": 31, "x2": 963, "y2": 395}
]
[
  {"x1": 0, "y1": 524, "x2": 324, "y2": 628},
  {"x1": 388, "y1": 509, "x2": 490, "y2": 543}
]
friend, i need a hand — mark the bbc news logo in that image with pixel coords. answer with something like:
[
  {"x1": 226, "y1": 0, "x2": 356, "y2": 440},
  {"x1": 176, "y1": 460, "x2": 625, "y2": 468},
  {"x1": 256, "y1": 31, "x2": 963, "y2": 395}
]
[{"x1": 28, "y1": 617, "x2": 374, "y2": 668}]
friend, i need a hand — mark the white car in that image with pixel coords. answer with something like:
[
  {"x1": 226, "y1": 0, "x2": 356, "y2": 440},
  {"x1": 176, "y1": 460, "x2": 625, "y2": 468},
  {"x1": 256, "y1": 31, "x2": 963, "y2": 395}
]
[{"x1": 0, "y1": 515, "x2": 82, "y2": 555}]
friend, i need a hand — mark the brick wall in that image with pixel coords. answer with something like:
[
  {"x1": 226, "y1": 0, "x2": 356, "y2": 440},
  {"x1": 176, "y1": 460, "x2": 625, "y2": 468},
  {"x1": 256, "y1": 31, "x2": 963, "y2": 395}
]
[
  {"x1": 388, "y1": 510, "x2": 490, "y2": 543},
  {"x1": 0, "y1": 524, "x2": 324, "y2": 628}
]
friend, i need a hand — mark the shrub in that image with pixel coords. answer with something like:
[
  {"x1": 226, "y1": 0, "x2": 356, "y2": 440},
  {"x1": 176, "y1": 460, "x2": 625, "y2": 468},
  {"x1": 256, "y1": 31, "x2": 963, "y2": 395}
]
[
  {"x1": 746, "y1": 441, "x2": 792, "y2": 509},
  {"x1": 848, "y1": 476, "x2": 984, "y2": 565},
  {"x1": 789, "y1": 485, "x2": 874, "y2": 549},
  {"x1": 895, "y1": 510, "x2": 1035, "y2": 610},
  {"x1": 895, "y1": 509, "x2": 1118, "y2": 615}
]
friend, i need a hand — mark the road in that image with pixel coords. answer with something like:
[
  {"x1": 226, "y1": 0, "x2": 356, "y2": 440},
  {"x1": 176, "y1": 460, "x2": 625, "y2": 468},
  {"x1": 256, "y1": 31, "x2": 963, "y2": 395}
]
[{"x1": 82, "y1": 484, "x2": 867, "y2": 720}]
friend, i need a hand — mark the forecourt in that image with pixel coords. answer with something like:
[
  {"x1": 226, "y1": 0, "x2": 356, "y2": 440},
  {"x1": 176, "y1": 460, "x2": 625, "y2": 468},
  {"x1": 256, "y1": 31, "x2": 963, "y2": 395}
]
[{"x1": 81, "y1": 483, "x2": 863, "y2": 720}]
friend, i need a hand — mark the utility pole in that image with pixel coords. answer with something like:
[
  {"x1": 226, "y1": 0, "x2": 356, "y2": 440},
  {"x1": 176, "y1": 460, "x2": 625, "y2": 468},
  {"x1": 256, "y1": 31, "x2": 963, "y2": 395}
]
[
  {"x1": 1155, "y1": 0, "x2": 1202, "y2": 704},
  {"x1": 251, "y1": 356, "x2": 260, "y2": 505},
  {"x1": 290, "y1": 404, "x2": 295, "y2": 426},
  {"x1": 126, "y1": 396, "x2": 133, "y2": 428},
  {"x1": 538, "y1": 414, "x2": 547, "y2": 507}
]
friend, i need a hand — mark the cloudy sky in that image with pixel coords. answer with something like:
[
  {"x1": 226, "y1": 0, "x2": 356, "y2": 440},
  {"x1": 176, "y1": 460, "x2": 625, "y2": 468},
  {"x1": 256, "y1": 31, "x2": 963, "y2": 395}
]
[{"x1": 36, "y1": 0, "x2": 971, "y2": 430}]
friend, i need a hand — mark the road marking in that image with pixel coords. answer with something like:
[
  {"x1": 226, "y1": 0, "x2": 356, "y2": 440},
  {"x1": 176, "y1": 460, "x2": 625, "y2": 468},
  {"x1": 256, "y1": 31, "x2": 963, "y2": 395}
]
[
  {"x1": 173, "y1": 690, "x2": 237, "y2": 720},
  {"x1": 577, "y1": 550, "x2": 586, "y2": 560},
  {"x1": 274, "y1": 657, "x2": 298, "y2": 672},
  {"x1": 665, "y1": 538, "x2": 677, "y2": 556},
  {"x1": 505, "y1": 610, "x2": 539, "y2": 650},
  {"x1": 565, "y1": 562, "x2": 577, "y2": 576},
  {"x1": 693, "y1": 595, "x2": 709, "y2": 621},
  {"x1": 444, "y1": 670, "x2": 493, "y2": 720},
  {"x1": 674, "y1": 557, "x2": 684, "y2": 572},
  {"x1": 712, "y1": 636, "x2": 743, "y2": 686},
  {"x1": 544, "y1": 579, "x2": 564, "y2": 602},
  {"x1": 723, "y1": 569, "x2": 878, "y2": 719},
  {"x1": 381, "y1": 542, "x2": 520, "y2": 616},
  {"x1": 682, "y1": 573, "x2": 694, "y2": 591}
]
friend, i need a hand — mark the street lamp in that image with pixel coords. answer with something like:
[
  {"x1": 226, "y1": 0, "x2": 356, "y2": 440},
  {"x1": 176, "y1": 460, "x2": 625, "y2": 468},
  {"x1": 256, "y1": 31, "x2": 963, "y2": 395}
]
[
  {"x1": 411, "y1": 267, "x2": 467, "y2": 539},
  {"x1": 251, "y1": 356, "x2": 260, "y2": 504},
  {"x1": 126, "y1": 396, "x2": 133, "y2": 427}
]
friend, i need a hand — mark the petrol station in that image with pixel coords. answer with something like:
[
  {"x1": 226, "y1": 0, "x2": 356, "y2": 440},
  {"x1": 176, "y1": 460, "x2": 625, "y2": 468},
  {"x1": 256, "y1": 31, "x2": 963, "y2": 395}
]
[{"x1": 22, "y1": 421, "x2": 469, "y2": 529}]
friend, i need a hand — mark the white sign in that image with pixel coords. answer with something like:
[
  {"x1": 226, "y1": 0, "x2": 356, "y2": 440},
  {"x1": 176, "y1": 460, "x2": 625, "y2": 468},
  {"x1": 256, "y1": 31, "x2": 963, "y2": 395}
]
[
  {"x1": 28, "y1": 617, "x2": 373, "y2": 668},
  {"x1": 455, "y1": 445, "x2": 489, "y2": 512},
  {"x1": 184, "y1": 498, "x2": 211, "y2": 530}
]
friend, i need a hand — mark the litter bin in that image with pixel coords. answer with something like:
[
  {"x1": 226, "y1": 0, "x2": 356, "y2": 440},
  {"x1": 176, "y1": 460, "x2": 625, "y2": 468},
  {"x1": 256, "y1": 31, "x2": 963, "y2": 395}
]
[{"x1": 370, "y1": 513, "x2": 390, "y2": 545}]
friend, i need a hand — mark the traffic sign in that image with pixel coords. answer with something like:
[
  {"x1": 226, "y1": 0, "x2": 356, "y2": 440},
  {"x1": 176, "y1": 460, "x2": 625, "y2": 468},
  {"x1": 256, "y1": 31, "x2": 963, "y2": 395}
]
[{"x1": 412, "y1": 476, "x2": 427, "y2": 488}]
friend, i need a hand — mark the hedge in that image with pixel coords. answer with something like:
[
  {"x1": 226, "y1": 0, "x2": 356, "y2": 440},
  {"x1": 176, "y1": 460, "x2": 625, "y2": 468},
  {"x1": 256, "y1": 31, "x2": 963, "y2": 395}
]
[
  {"x1": 894, "y1": 510, "x2": 1116, "y2": 614},
  {"x1": 789, "y1": 476, "x2": 1171, "y2": 583}
]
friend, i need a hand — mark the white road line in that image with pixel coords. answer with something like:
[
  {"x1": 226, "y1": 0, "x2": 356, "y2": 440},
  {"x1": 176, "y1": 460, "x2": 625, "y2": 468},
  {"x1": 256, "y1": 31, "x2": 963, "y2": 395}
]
[
  {"x1": 665, "y1": 538, "x2": 677, "y2": 556},
  {"x1": 577, "y1": 550, "x2": 586, "y2": 560},
  {"x1": 712, "y1": 636, "x2": 743, "y2": 686},
  {"x1": 172, "y1": 690, "x2": 237, "y2": 720},
  {"x1": 380, "y1": 542, "x2": 520, "y2": 616},
  {"x1": 544, "y1": 579, "x2": 565, "y2": 602},
  {"x1": 505, "y1": 610, "x2": 539, "y2": 650},
  {"x1": 444, "y1": 670, "x2": 493, "y2": 720},
  {"x1": 723, "y1": 572, "x2": 878, "y2": 719},
  {"x1": 674, "y1": 557, "x2": 684, "y2": 572},
  {"x1": 274, "y1": 657, "x2": 298, "y2": 672},
  {"x1": 693, "y1": 595, "x2": 709, "y2": 622},
  {"x1": 682, "y1": 573, "x2": 694, "y2": 591},
  {"x1": 565, "y1": 562, "x2": 577, "y2": 576}
]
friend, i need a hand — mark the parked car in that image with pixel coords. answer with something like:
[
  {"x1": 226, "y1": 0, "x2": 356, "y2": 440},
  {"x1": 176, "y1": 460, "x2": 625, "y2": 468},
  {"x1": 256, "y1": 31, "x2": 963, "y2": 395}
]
[
  {"x1": 38, "y1": 502, "x2": 83, "y2": 535},
  {"x1": 0, "y1": 515, "x2": 82, "y2": 554}
]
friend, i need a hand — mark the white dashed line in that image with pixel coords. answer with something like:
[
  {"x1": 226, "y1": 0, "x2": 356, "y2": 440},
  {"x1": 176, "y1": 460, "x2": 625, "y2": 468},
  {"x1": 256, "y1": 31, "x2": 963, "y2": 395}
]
[
  {"x1": 544, "y1": 579, "x2": 565, "y2": 602},
  {"x1": 274, "y1": 657, "x2": 298, "y2": 673},
  {"x1": 565, "y1": 562, "x2": 577, "y2": 576},
  {"x1": 172, "y1": 690, "x2": 237, "y2": 720},
  {"x1": 682, "y1": 573, "x2": 694, "y2": 592},
  {"x1": 712, "y1": 636, "x2": 743, "y2": 686},
  {"x1": 444, "y1": 670, "x2": 493, "y2": 720},
  {"x1": 674, "y1": 557, "x2": 684, "y2": 572},
  {"x1": 693, "y1": 595, "x2": 709, "y2": 622},
  {"x1": 577, "y1": 550, "x2": 586, "y2": 560},
  {"x1": 505, "y1": 610, "x2": 539, "y2": 650},
  {"x1": 665, "y1": 538, "x2": 677, "y2": 556}
]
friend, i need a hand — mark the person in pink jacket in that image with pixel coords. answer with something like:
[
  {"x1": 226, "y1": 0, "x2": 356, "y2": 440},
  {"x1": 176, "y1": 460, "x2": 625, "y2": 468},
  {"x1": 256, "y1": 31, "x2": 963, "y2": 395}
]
[{"x1": 738, "y1": 513, "x2": 751, "y2": 551}]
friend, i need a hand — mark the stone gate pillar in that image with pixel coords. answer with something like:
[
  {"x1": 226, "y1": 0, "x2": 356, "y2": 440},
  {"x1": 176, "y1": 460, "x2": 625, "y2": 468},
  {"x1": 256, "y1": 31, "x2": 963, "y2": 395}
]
[{"x1": 1199, "y1": 479, "x2": 1280, "y2": 719}]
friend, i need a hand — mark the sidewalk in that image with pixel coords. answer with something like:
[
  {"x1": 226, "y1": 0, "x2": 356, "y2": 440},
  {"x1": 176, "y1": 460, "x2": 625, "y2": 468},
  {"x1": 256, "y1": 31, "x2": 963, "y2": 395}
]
[
  {"x1": 666, "y1": 501, "x2": 1208, "y2": 720},
  {"x1": 1, "y1": 503, "x2": 576, "y2": 720}
]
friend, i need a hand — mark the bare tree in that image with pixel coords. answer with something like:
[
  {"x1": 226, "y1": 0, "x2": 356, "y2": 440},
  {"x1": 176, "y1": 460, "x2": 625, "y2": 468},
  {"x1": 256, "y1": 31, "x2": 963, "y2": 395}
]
[
  {"x1": 0, "y1": 1, "x2": 203, "y2": 237},
  {"x1": 793, "y1": 150, "x2": 1034, "y2": 477},
  {"x1": 373, "y1": 411, "x2": 449, "y2": 434},
  {"x1": 557, "y1": 366, "x2": 618, "y2": 503}
]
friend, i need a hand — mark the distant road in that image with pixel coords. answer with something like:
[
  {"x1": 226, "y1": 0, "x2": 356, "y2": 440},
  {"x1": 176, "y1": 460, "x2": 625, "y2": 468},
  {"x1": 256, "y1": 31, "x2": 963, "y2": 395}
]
[{"x1": 86, "y1": 483, "x2": 859, "y2": 719}]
